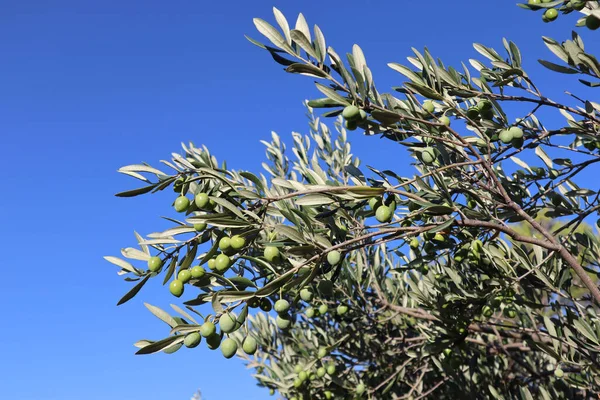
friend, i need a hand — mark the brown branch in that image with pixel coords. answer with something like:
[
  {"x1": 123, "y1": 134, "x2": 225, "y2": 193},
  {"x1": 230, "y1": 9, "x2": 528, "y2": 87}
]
[
  {"x1": 413, "y1": 376, "x2": 450, "y2": 400},
  {"x1": 457, "y1": 218, "x2": 559, "y2": 250}
]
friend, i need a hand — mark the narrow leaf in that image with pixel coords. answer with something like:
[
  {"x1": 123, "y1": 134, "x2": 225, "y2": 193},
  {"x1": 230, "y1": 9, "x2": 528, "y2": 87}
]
[{"x1": 117, "y1": 274, "x2": 151, "y2": 306}]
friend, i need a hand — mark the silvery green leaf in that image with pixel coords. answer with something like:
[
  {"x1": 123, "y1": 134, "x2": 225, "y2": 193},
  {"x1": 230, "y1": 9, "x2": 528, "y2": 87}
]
[
  {"x1": 104, "y1": 256, "x2": 140, "y2": 274},
  {"x1": 144, "y1": 303, "x2": 178, "y2": 328},
  {"x1": 294, "y1": 13, "x2": 310, "y2": 42},
  {"x1": 117, "y1": 275, "x2": 151, "y2": 306},
  {"x1": 122, "y1": 247, "x2": 150, "y2": 261},
  {"x1": 135, "y1": 335, "x2": 184, "y2": 355}
]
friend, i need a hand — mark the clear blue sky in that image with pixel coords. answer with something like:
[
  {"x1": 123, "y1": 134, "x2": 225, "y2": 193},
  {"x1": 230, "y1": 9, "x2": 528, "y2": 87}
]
[{"x1": 0, "y1": 1, "x2": 593, "y2": 399}]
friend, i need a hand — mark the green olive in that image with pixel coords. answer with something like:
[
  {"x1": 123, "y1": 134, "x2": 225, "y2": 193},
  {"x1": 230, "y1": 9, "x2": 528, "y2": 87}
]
[
  {"x1": 543, "y1": 8, "x2": 558, "y2": 22},
  {"x1": 194, "y1": 193, "x2": 210, "y2": 209},
  {"x1": 342, "y1": 105, "x2": 361, "y2": 121},
  {"x1": 174, "y1": 196, "x2": 190, "y2": 213},
  {"x1": 230, "y1": 235, "x2": 246, "y2": 250},
  {"x1": 177, "y1": 269, "x2": 192, "y2": 283},
  {"x1": 219, "y1": 312, "x2": 239, "y2": 334},
  {"x1": 423, "y1": 100, "x2": 435, "y2": 113},
  {"x1": 375, "y1": 205, "x2": 393, "y2": 223},
  {"x1": 169, "y1": 279, "x2": 184, "y2": 297},
  {"x1": 326, "y1": 250, "x2": 342, "y2": 266},
  {"x1": 300, "y1": 288, "x2": 313, "y2": 302},
  {"x1": 242, "y1": 336, "x2": 258, "y2": 355},
  {"x1": 193, "y1": 222, "x2": 207, "y2": 232},
  {"x1": 184, "y1": 332, "x2": 201, "y2": 348},
  {"x1": 191, "y1": 265, "x2": 206, "y2": 278},
  {"x1": 200, "y1": 321, "x2": 216, "y2": 337},
  {"x1": 264, "y1": 246, "x2": 280, "y2": 262},
  {"x1": 274, "y1": 299, "x2": 290, "y2": 314},
  {"x1": 220, "y1": 338, "x2": 238, "y2": 359},
  {"x1": 147, "y1": 256, "x2": 162, "y2": 272}
]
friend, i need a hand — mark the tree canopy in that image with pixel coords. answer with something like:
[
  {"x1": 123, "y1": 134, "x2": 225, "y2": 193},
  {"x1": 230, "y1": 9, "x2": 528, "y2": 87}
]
[{"x1": 106, "y1": 2, "x2": 600, "y2": 399}]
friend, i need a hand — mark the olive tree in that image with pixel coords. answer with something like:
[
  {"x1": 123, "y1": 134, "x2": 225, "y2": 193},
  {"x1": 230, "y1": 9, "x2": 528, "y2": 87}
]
[{"x1": 106, "y1": 2, "x2": 600, "y2": 399}]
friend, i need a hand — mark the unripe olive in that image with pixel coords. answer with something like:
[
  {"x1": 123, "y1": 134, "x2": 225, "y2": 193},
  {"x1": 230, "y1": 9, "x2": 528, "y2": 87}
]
[
  {"x1": 326, "y1": 250, "x2": 342, "y2": 266},
  {"x1": 375, "y1": 205, "x2": 393, "y2": 223},
  {"x1": 317, "y1": 366, "x2": 326, "y2": 378},
  {"x1": 276, "y1": 314, "x2": 292, "y2": 330},
  {"x1": 148, "y1": 256, "x2": 162, "y2": 272},
  {"x1": 274, "y1": 299, "x2": 290, "y2": 314},
  {"x1": 184, "y1": 332, "x2": 201, "y2": 348},
  {"x1": 194, "y1": 193, "x2": 210, "y2": 209},
  {"x1": 174, "y1": 196, "x2": 190, "y2": 212},
  {"x1": 242, "y1": 336, "x2": 258, "y2": 355},
  {"x1": 193, "y1": 222, "x2": 207, "y2": 232},
  {"x1": 215, "y1": 254, "x2": 231, "y2": 272},
  {"x1": 543, "y1": 8, "x2": 558, "y2": 22},
  {"x1": 207, "y1": 258, "x2": 217, "y2": 270},
  {"x1": 421, "y1": 147, "x2": 436, "y2": 165},
  {"x1": 369, "y1": 196, "x2": 382, "y2": 211},
  {"x1": 433, "y1": 233, "x2": 445, "y2": 242},
  {"x1": 508, "y1": 126, "x2": 524, "y2": 139},
  {"x1": 409, "y1": 238, "x2": 420, "y2": 249},
  {"x1": 326, "y1": 363, "x2": 336, "y2": 375},
  {"x1": 219, "y1": 312, "x2": 238, "y2": 333},
  {"x1": 230, "y1": 235, "x2": 246, "y2": 250},
  {"x1": 336, "y1": 304, "x2": 349, "y2": 315},
  {"x1": 342, "y1": 105, "x2": 361, "y2": 121},
  {"x1": 220, "y1": 338, "x2": 238, "y2": 359},
  {"x1": 499, "y1": 129, "x2": 513, "y2": 144},
  {"x1": 169, "y1": 279, "x2": 184, "y2": 297},
  {"x1": 264, "y1": 246, "x2": 280, "y2": 262},
  {"x1": 423, "y1": 100, "x2": 435, "y2": 113},
  {"x1": 300, "y1": 288, "x2": 313, "y2": 302},
  {"x1": 319, "y1": 304, "x2": 329, "y2": 315},
  {"x1": 318, "y1": 347, "x2": 328, "y2": 358},
  {"x1": 200, "y1": 321, "x2": 216, "y2": 338},
  {"x1": 298, "y1": 370, "x2": 307, "y2": 382},
  {"x1": 219, "y1": 237, "x2": 231, "y2": 251},
  {"x1": 191, "y1": 265, "x2": 206, "y2": 278},
  {"x1": 177, "y1": 269, "x2": 192, "y2": 284}
]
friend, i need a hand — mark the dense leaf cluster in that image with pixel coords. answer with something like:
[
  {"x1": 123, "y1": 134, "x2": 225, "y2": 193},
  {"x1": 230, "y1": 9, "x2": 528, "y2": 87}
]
[{"x1": 107, "y1": 3, "x2": 600, "y2": 399}]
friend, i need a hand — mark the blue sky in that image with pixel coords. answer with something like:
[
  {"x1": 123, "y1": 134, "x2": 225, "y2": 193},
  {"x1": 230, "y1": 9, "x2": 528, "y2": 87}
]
[{"x1": 0, "y1": 1, "x2": 595, "y2": 399}]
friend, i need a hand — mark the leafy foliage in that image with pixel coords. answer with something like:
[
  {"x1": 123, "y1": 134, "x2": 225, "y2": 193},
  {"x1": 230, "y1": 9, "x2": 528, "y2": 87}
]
[{"x1": 108, "y1": 4, "x2": 600, "y2": 399}]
